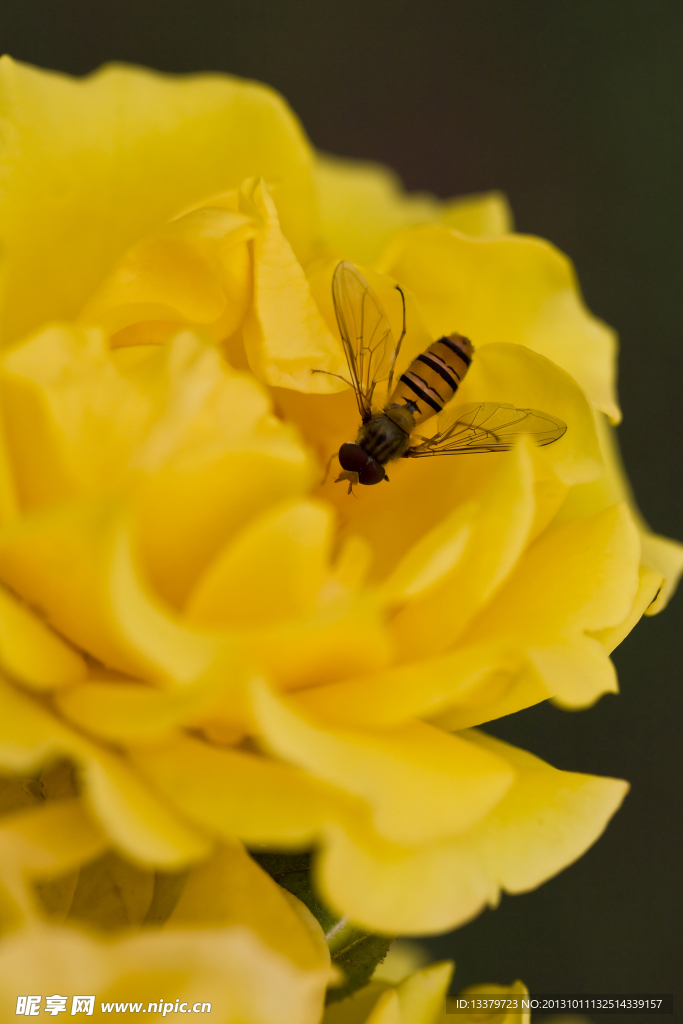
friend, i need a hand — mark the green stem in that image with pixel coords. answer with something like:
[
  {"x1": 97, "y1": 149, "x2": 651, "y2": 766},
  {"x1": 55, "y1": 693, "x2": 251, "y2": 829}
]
[{"x1": 251, "y1": 851, "x2": 394, "y2": 1004}]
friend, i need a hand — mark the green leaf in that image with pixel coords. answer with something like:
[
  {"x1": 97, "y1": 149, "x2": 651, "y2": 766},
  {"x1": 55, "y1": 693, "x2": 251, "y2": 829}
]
[{"x1": 251, "y1": 849, "x2": 393, "y2": 1004}]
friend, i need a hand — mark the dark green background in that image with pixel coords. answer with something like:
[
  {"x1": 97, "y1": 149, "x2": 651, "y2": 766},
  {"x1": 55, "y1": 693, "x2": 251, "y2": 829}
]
[{"x1": 1, "y1": 1, "x2": 680, "y2": 1016}]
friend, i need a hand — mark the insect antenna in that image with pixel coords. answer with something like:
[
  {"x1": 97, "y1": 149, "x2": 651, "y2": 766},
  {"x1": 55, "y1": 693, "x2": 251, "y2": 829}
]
[
  {"x1": 385, "y1": 284, "x2": 407, "y2": 400},
  {"x1": 311, "y1": 369, "x2": 354, "y2": 386}
]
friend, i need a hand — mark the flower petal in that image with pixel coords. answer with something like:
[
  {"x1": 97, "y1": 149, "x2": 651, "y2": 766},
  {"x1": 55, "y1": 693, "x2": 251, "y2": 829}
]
[
  {"x1": 322, "y1": 983, "x2": 389, "y2": 1023},
  {"x1": 0, "y1": 798, "x2": 106, "y2": 923},
  {"x1": 319, "y1": 816, "x2": 493, "y2": 935},
  {"x1": 527, "y1": 638, "x2": 618, "y2": 709},
  {"x1": 317, "y1": 732, "x2": 627, "y2": 934},
  {"x1": 81, "y1": 205, "x2": 255, "y2": 346},
  {"x1": 131, "y1": 733, "x2": 337, "y2": 847},
  {"x1": 0, "y1": 920, "x2": 329, "y2": 1024},
  {"x1": 243, "y1": 592, "x2": 393, "y2": 691},
  {"x1": 0, "y1": 416, "x2": 18, "y2": 525},
  {"x1": 390, "y1": 438, "x2": 536, "y2": 659},
  {"x1": 559, "y1": 411, "x2": 683, "y2": 613},
  {"x1": 58, "y1": 849, "x2": 156, "y2": 930},
  {"x1": 1, "y1": 325, "x2": 149, "y2": 508},
  {"x1": 395, "y1": 961, "x2": 454, "y2": 1024},
  {"x1": 186, "y1": 499, "x2": 334, "y2": 628},
  {"x1": 380, "y1": 502, "x2": 474, "y2": 604},
  {"x1": 295, "y1": 644, "x2": 517, "y2": 731},
  {"x1": 168, "y1": 844, "x2": 330, "y2": 975},
  {"x1": 0, "y1": 583, "x2": 86, "y2": 691},
  {"x1": 252, "y1": 681, "x2": 514, "y2": 845},
  {"x1": 378, "y1": 226, "x2": 619, "y2": 421},
  {"x1": 440, "y1": 192, "x2": 513, "y2": 237},
  {"x1": 0, "y1": 678, "x2": 210, "y2": 866},
  {"x1": 55, "y1": 669, "x2": 245, "y2": 745},
  {"x1": 640, "y1": 533, "x2": 683, "y2": 615},
  {"x1": 0, "y1": 326, "x2": 313, "y2": 607},
  {"x1": 242, "y1": 179, "x2": 347, "y2": 390},
  {"x1": 471, "y1": 502, "x2": 640, "y2": 640},
  {"x1": 465, "y1": 731, "x2": 628, "y2": 894},
  {"x1": 314, "y1": 152, "x2": 511, "y2": 266},
  {"x1": 365, "y1": 992, "x2": 403, "y2": 1024},
  {"x1": 0, "y1": 57, "x2": 315, "y2": 343},
  {"x1": 590, "y1": 565, "x2": 663, "y2": 654},
  {"x1": 444, "y1": 502, "x2": 642, "y2": 718},
  {"x1": 0, "y1": 496, "x2": 226, "y2": 683},
  {"x1": 74, "y1": 753, "x2": 211, "y2": 868},
  {"x1": 454, "y1": 343, "x2": 603, "y2": 486}
]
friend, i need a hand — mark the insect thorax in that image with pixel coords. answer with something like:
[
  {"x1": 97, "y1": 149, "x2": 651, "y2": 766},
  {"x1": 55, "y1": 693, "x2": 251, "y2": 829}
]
[{"x1": 357, "y1": 410, "x2": 414, "y2": 466}]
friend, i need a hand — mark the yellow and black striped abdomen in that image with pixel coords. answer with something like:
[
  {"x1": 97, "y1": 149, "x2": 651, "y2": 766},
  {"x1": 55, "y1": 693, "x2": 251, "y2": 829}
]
[{"x1": 387, "y1": 333, "x2": 474, "y2": 426}]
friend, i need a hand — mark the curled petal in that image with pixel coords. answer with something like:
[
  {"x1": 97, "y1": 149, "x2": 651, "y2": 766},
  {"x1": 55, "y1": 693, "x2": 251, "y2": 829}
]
[
  {"x1": 55, "y1": 669, "x2": 245, "y2": 745},
  {"x1": 81, "y1": 205, "x2": 255, "y2": 347},
  {"x1": 242, "y1": 179, "x2": 347, "y2": 391},
  {"x1": 252, "y1": 680, "x2": 514, "y2": 846},
  {"x1": 453, "y1": 343, "x2": 603, "y2": 487},
  {"x1": 300, "y1": 476, "x2": 638, "y2": 730},
  {"x1": 0, "y1": 798, "x2": 106, "y2": 925},
  {"x1": 0, "y1": 584, "x2": 86, "y2": 691},
  {"x1": 437, "y1": 502, "x2": 643, "y2": 721},
  {"x1": 0, "y1": 920, "x2": 329, "y2": 1024},
  {"x1": 315, "y1": 152, "x2": 511, "y2": 266},
  {"x1": 131, "y1": 733, "x2": 337, "y2": 848},
  {"x1": 317, "y1": 732, "x2": 627, "y2": 934},
  {"x1": 390, "y1": 437, "x2": 536, "y2": 659},
  {"x1": 0, "y1": 496, "x2": 227, "y2": 683},
  {"x1": 0, "y1": 57, "x2": 315, "y2": 344},
  {"x1": 559, "y1": 410, "x2": 683, "y2": 613},
  {"x1": 295, "y1": 644, "x2": 519, "y2": 731},
  {"x1": 378, "y1": 226, "x2": 619, "y2": 422},
  {"x1": 186, "y1": 499, "x2": 334, "y2": 629},
  {"x1": 168, "y1": 844, "x2": 331, "y2": 975},
  {"x1": 0, "y1": 678, "x2": 209, "y2": 866}
]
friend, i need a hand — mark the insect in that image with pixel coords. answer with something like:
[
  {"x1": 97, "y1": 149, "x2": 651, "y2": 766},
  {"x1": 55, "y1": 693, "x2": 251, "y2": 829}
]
[{"x1": 314, "y1": 261, "x2": 567, "y2": 493}]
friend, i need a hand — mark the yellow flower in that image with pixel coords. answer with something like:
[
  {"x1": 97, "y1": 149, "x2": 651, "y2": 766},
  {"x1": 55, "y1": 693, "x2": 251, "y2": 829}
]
[
  {"x1": 325, "y1": 950, "x2": 530, "y2": 1024},
  {"x1": 0, "y1": 56, "x2": 680, "y2": 1010},
  {"x1": 0, "y1": 924, "x2": 325, "y2": 1023},
  {"x1": 0, "y1": 775, "x2": 332, "y2": 1022},
  {"x1": 324, "y1": 960, "x2": 456, "y2": 1024}
]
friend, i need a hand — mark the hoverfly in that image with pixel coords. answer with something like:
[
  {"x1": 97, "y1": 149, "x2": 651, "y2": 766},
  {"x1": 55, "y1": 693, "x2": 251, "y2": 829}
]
[{"x1": 314, "y1": 261, "x2": 567, "y2": 493}]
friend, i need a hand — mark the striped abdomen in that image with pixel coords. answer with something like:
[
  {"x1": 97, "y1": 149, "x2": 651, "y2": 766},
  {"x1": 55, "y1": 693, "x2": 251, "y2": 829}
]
[{"x1": 388, "y1": 333, "x2": 474, "y2": 426}]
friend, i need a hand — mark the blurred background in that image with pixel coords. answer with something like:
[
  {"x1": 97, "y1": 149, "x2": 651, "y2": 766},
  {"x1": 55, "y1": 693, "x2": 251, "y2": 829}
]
[{"x1": 1, "y1": 0, "x2": 680, "y2": 1016}]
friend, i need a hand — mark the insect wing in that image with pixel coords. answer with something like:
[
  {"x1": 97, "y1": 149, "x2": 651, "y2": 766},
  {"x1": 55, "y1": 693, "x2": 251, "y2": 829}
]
[
  {"x1": 332, "y1": 261, "x2": 397, "y2": 421},
  {"x1": 404, "y1": 402, "x2": 567, "y2": 456}
]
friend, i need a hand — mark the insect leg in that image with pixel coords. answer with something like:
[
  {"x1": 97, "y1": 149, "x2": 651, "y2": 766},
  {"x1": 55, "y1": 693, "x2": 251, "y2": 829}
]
[{"x1": 320, "y1": 451, "x2": 337, "y2": 484}]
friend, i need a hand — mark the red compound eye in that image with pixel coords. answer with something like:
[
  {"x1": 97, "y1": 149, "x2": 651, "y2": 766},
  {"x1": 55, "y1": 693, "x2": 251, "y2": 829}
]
[
  {"x1": 338, "y1": 443, "x2": 368, "y2": 472},
  {"x1": 358, "y1": 459, "x2": 386, "y2": 485},
  {"x1": 338, "y1": 443, "x2": 385, "y2": 485}
]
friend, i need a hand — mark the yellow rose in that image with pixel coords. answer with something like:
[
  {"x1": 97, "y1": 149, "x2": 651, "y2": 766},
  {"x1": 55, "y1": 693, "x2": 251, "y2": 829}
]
[
  {"x1": 0, "y1": 55, "x2": 680, "y2": 1016},
  {"x1": 325, "y1": 952, "x2": 530, "y2": 1024},
  {"x1": 325, "y1": 960, "x2": 456, "y2": 1024},
  {"x1": 0, "y1": 773, "x2": 331, "y2": 1022}
]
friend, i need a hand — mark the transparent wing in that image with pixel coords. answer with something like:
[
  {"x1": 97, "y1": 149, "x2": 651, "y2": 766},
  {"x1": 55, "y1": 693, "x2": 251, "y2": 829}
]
[
  {"x1": 404, "y1": 402, "x2": 567, "y2": 457},
  {"x1": 332, "y1": 261, "x2": 397, "y2": 422}
]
